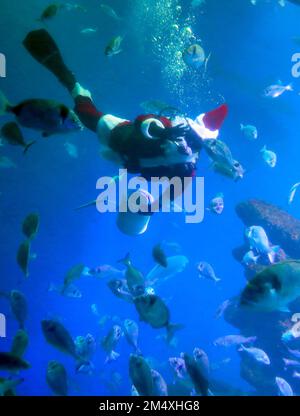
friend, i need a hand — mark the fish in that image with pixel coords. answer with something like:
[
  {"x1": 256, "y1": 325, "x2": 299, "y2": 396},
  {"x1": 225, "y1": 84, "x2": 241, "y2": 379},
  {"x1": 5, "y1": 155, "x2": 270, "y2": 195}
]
[
  {"x1": 63, "y1": 263, "x2": 85, "y2": 289},
  {"x1": 118, "y1": 253, "x2": 145, "y2": 297},
  {"x1": 152, "y1": 244, "x2": 168, "y2": 268},
  {"x1": 240, "y1": 124, "x2": 258, "y2": 140},
  {"x1": 0, "y1": 377, "x2": 23, "y2": 396},
  {"x1": 46, "y1": 361, "x2": 68, "y2": 396},
  {"x1": 105, "y1": 36, "x2": 123, "y2": 57},
  {"x1": 129, "y1": 354, "x2": 153, "y2": 396},
  {"x1": 263, "y1": 83, "x2": 293, "y2": 98},
  {"x1": 146, "y1": 255, "x2": 189, "y2": 286},
  {"x1": 11, "y1": 330, "x2": 29, "y2": 358},
  {"x1": 245, "y1": 226, "x2": 280, "y2": 263},
  {"x1": 275, "y1": 377, "x2": 293, "y2": 396},
  {"x1": 10, "y1": 290, "x2": 28, "y2": 329},
  {"x1": 101, "y1": 325, "x2": 122, "y2": 363},
  {"x1": 64, "y1": 142, "x2": 78, "y2": 158},
  {"x1": 213, "y1": 335, "x2": 257, "y2": 347},
  {"x1": 107, "y1": 279, "x2": 133, "y2": 303},
  {"x1": 134, "y1": 294, "x2": 182, "y2": 343},
  {"x1": 197, "y1": 261, "x2": 221, "y2": 283},
  {"x1": 0, "y1": 352, "x2": 30, "y2": 371},
  {"x1": 193, "y1": 348, "x2": 210, "y2": 381},
  {"x1": 99, "y1": 4, "x2": 123, "y2": 21},
  {"x1": 0, "y1": 122, "x2": 35, "y2": 154},
  {"x1": 22, "y1": 213, "x2": 39, "y2": 241},
  {"x1": 283, "y1": 358, "x2": 300, "y2": 368},
  {"x1": 85, "y1": 264, "x2": 124, "y2": 279},
  {"x1": 131, "y1": 385, "x2": 139, "y2": 396},
  {"x1": 214, "y1": 299, "x2": 231, "y2": 319},
  {"x1": 41, "y1": 319, "x2": 78, "y2": 359},
  {"x1": 240, "y1": 260, "x2": 300, "y2": 312},
  {"x1": 238, "y1": 345, "x2": 271, "y2": 365},
  {"x1": 151, "y1": 369, "x2": 168, "y2": 396},
  {"x1": 286, "y1": 347, "x2": 300, "y2": 359},
  {"x1": 124, "y1": 319, "x2": 140, "y2": 353},
  {"x1": 38, "y1": 4, "x2": 63, "y2": 21},
  {"x1": 183, "y1": 44, "x2": 208, "y2": 70},
  {"x1": 80, "y1": 28, "x2": 98, "y2": 35},
  {"x1": 288, "y1": 182, "x2": 300, "y2": 204},
  {"x1": 169, "y1": 357, "x2": 187, "y2": 379},
  {"x1": 203, "y1": 139, "x2": 245, "y2": 181},
  {"x1": 207, "y1": 193, "x2": 224, "y2": 215},
  {"x1": 183, "y1": 352, "x2": 209, "y2": 396},
  {"x1": 261, "y1": 145, "x2": 277, "y2": 168},
  {"x1": 74, "y1": 334, "x2": 96, "y2": 373},
  {"x1": 0, "y1": 155, "x2": 16, "y2": 169},
  {"x1": 16, "y1": 240, "x2": 32, "y2": 277},
  {"x1": 242, "y1": 250, "x2": 260, "y2": 268},
  {"x1": 48, "y1": 283, "x2": 82, "y2": 299},
  {"x1": 0, "y1": 91, "x2": 83, "y2": 137}
]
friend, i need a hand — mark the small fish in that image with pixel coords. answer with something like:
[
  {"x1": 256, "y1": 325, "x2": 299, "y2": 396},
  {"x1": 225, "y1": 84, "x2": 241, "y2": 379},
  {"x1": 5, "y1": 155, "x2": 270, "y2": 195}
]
[
  {"x1": 238, "y1": 345, "x2": 271, "y2": 365},
  {"x1": 41, "y1": 319, "x2": 78, "y2": 359},
  {"x1": 64, "y1": 142, "x2": 78, "y2": 158},
  {"x1": 287, "y1": 347, "x2": 300, "y2": 359},
  {"x1": 100, "y1": 4, "x2": 123, "y2": 21},
  {"x1": 124, "y1": 319, "x2": 140, "y2": 353},
  {"x1": 240, "y1": 123, "x2": 258, "y2": 140},
  {"x1": 261, "y1": 145, "x2": 277, "y2": 168},
  {"x1": 283, "y1": 358, "x2": 300, "y2": 368},
  {"x1": 242, "y1": 250, "x2": 260, "y2": 267},
  {"x1": 107, "y1": 279, "x2": 133, "y2": 303},
  {"x1": 213, "y1": 335, "x2": 257, "y2": 347},
  {"x1": 11, "y1": 329, "x2": 29, "y2": 358},
  {"x1": 207, "y1": 193, "x2": 224, "y2": 215},
  {"x1": 152, "y1": 244, "x2": 168, "y2": 268},
  {"x1": 245, "y1": 226, "x2": 280, "y2": 263},
  {"x1": 0, "y1": 91, "x2": 83, "y2": 137},
  {"x1": 10, "y1": 290, "x2": 28, "y2": 329},
  {"x1": 151, "y1": 369, "x2": 168, "y2": 396},
  {"x1": 75, "y1": 334, "x2": 96, "y2": 372},
  {"x1": 0, "y1": 352, "x2": 30, "y2": 371},
  {"x1": 46, "y1": 361, "x2": 68, "y2": 396},
  {"x1": 0, "y1": 122, "x2": 35, "y2": 154},
  {"x1": 183, "y1": 352, "x2": 209, "y2": 396},
  {"x1": 38, "y1": 4, "x2": 63, "y2": 22},
  {"x1": 0, "y1": 155, "x2": 16, "y2": 169},
  {"x1": 63, "y1": 263, "x2": 85, "y2": 288},
  {"x1": 129, "y1": 354, "x2": 153, "y2": 396},
  {"x1": 276, "y1": 377, "x2": 293, "y2": 396},
  {"x1": 105, "y1": 36, "x2": 123, "y2": 57},
  {"x1": 183, "y1": 44, "x2": 208, "y2": 70},
  {"x1": 288, "y1": 182, "x2": 300, "y2": 204},
  {"x1": 101, "y1": 325, "x2": 122, "y2": 363},
  {"x1": 80, "y1": 28, "x2": 98, "y2": 35},
  {"x1": 119, "y1": 253, "x2": 145, "y2": 297},
  {"x1": 214, "y1": 299, "x2": 231, "y2": 319},
  {"x1": 22, "y1": 213, "x2": 39, "y2": 241},
  {"x1": 16, "y1": 241, "x2": 31, "y2": 277},
  {"x1": 169, "y1": 357, "x2": 187, "y2": 379},
  {"x1": 48, "y1": 283, "x2": 82, "y2": 299},
  {"x1": 197, "y1": 261, "x2": 221, "y2": 283},
  {"x1": 264, "y1": 83, "x2": 293, "y2": 98}
]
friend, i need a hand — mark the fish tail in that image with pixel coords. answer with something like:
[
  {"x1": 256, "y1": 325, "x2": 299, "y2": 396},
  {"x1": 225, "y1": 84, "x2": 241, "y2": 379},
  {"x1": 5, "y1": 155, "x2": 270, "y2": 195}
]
[
  {"x1": 166, "y1": 323, "x2": 184, "y2": 344},
  {"x1": 260, "y1": 145, "x2": 266, "y2": 152},
  {"x1": 0, "y1": 90, "x2": 11, "y2": 116},
  {"x1": 287, "y1": 83, "x2": 293, "y2": 91},
  {"x1": 105, "y1": 351, "x2": 120, "y2": 364},
  {"x1": 118, "y1": 253, "x2": 131, "y2": 267},
  {"x1": 23, "y1": 140, "x2": 36, "y2": 155}
]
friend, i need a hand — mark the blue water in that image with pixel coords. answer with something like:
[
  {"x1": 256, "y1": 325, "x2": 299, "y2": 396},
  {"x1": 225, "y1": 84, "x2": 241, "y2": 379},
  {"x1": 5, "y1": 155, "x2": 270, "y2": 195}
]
[{"x1": 1, "y1": 0, "x2": 300, "y2": 396}]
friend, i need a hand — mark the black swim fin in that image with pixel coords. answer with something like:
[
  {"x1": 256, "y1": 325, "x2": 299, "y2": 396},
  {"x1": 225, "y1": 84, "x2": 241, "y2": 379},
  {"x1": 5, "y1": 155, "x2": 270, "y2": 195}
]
[{"x1": 23, "y1": 29, "x2": 76, "y2": 93}]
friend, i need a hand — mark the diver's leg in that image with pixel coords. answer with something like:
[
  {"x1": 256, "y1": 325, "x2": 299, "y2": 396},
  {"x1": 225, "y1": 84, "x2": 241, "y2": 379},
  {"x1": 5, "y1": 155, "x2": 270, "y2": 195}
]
[{"x1": 23, "y1": 29, "x2": 102, "y2": 132}]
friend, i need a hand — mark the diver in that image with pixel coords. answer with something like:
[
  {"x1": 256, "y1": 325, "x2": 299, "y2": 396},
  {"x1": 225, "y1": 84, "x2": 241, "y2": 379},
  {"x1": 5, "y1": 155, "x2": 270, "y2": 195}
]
[{"x1": 23, "y1": 29, "x2": 229, "y2": 235}]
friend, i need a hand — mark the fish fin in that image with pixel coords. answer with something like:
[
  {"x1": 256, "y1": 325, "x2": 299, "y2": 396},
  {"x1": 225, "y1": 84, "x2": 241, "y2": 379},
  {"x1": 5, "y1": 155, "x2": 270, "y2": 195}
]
[
  {"x1": 74, "y1": 200, "x2": 97, "y2": 211},
  {"x1": 166, "y1": 323, "x2": 184, "y2": 344},
  {"x1": 0, "y1": 90, "x2": 11, "y2": 115},
  {"x1": 118, "y1": 253, "x2": 131, "y2": 267},
  {"x1": 261, "y1": 145, "x2": 267, "y2": 152},
  {"x1": 286, "y1": 83, "x2": 293, "y2": 91},
  {"x1": 23, "y1": 140, "x2": 36, "y2": 155}
]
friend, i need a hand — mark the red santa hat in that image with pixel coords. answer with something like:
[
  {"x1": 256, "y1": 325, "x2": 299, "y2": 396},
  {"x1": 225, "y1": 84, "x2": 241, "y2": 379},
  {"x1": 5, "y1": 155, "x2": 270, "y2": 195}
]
[{"x1": 189, "y1": 104, "x2": 228, "y2": 140}]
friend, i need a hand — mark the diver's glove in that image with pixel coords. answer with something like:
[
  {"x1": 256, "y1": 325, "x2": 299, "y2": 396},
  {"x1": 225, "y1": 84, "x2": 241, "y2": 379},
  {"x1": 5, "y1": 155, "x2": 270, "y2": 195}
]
[{"x1": 149, "y1": 123, "x2": 191, "y2": 141}]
